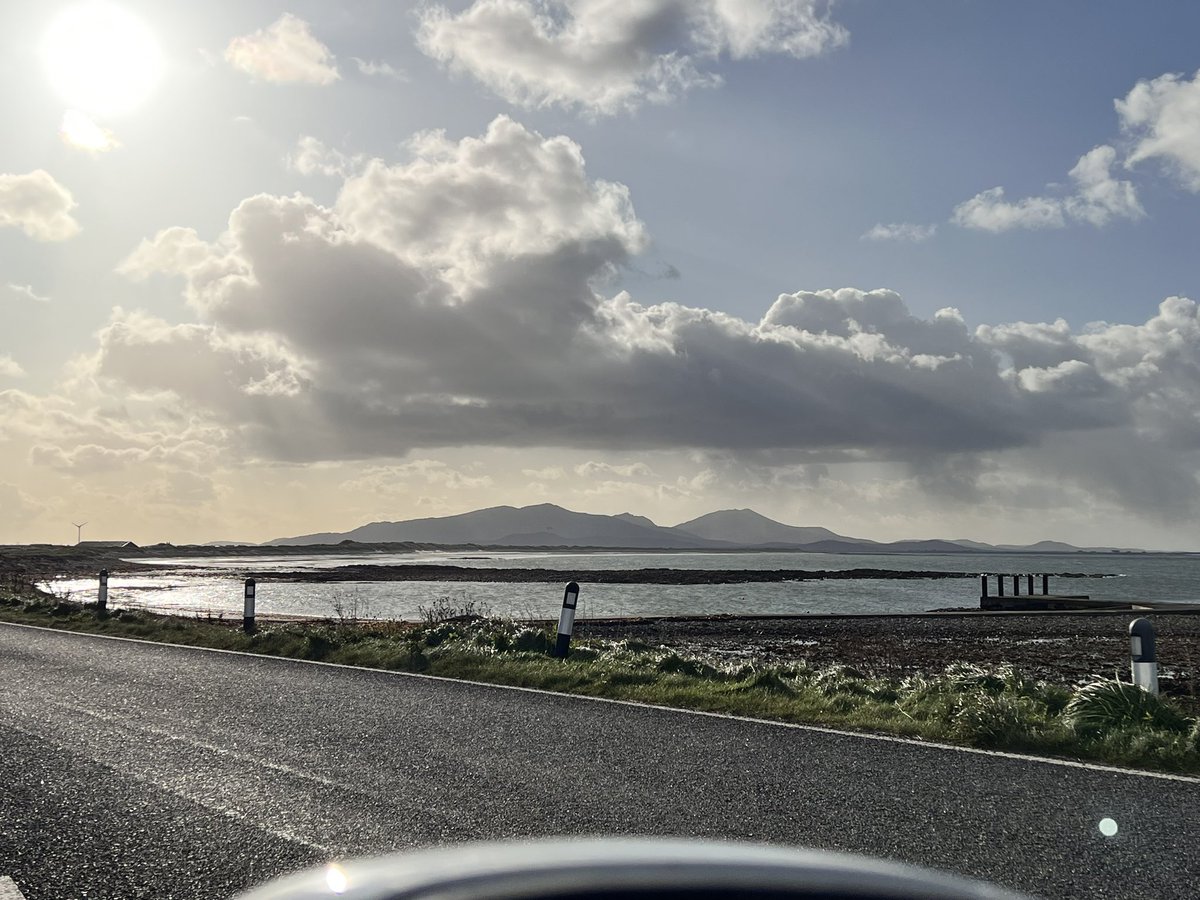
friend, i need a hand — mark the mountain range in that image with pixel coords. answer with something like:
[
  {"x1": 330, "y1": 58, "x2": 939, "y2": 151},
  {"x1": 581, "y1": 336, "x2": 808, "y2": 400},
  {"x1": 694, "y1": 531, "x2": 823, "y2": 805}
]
[{"x1": 267, "y1": 504, "x2": 1125, "y2": 553}]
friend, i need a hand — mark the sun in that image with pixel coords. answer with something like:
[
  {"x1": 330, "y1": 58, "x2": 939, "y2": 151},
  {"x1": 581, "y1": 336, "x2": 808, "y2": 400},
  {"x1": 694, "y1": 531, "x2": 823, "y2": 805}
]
[{"x1": 41, "y1": 1, "x2": 164, "y2": 118}]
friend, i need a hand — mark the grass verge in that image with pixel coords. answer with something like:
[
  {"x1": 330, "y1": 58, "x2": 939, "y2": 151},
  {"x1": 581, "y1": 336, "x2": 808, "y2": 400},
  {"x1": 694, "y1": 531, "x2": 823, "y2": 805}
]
[{"x1": 3, "y1": 594, "x2": 1199, "y2": 775}]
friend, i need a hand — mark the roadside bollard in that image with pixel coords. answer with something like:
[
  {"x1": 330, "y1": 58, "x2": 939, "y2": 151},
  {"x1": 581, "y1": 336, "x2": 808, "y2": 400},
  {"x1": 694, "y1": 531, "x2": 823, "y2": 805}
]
[
  {"x1": 552, "y1": 582, "x2": 579, "y2": 659},
  {"x1": 243, "y1": 578, "x2": 257, "y2": 634},
  {"x1": 98, "y1": 569, "x2": 108, "y2": 611},
  {"x1": 1129, "y1": 618, "x2": 1158, "y2": 695}
]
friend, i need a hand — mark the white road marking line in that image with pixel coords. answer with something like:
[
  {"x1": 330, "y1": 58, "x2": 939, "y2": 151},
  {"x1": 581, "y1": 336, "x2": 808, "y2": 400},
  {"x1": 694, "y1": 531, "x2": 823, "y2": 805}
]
[
  {"x1": 47, "y1": 699, "x2": 347, "y2": 790},
  {"x1": 0, "y1": 875, "x2": 28, "y2": 900},
  {"x1": 0, "y1": 716, "x2": 335, "y2": 857},
  {"x1": 4, "y1": 619, "x2": 1200, "y2": 785}
]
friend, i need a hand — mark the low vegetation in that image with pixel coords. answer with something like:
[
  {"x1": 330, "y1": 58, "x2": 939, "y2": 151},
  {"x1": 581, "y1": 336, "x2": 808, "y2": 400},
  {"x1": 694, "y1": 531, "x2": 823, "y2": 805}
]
[{"x1": 2, "y1": 590, "x2": 1198, "y2": 774}]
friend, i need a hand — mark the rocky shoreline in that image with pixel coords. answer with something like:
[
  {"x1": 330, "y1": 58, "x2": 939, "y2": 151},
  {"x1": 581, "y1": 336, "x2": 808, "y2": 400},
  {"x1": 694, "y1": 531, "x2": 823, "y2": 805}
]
[{"x1": 576, "y1": 611, "x2": 1200, "y2": 708}]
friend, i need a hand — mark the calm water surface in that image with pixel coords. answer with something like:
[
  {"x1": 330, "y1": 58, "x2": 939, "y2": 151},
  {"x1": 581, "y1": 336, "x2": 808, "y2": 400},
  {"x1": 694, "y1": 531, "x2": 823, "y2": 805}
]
[{"x1": 47, "y1": 550, "x2": 1200, "y2": 621}]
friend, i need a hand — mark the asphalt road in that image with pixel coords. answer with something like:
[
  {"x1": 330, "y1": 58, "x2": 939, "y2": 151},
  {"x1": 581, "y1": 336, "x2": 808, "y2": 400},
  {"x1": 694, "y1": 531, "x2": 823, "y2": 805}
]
[{"x1": 1, "y1": 624, "x2": 1198, "y2": 900}]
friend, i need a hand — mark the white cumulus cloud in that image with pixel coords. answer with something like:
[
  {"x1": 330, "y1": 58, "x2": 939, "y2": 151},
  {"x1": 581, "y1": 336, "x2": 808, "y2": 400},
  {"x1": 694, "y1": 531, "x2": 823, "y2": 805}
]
[
  {"x1": 0, "y1": 355, "x2": 25, "y2": 378},
  {"x1": 416, "y1": 0, "x2": 847, "y2": 115},
  {"x1": 952, "y1": 145, "x2": 1141, "y2": 232},
  {"x1": 1062, "y1": 145, "x2": 1144, "y2": 226},
  {"x1": 225, "y1": 14, "x2": 339, "y2": 85},
  {"x1": 287, "y1": 136, "x2": 364, "y2": 178},
  {"x1": 1117, "y1": 68, "x2": 1200, "y2": 191},
  {"x1": 0, "y1": 170, "x2": 80, "y2": 241}
]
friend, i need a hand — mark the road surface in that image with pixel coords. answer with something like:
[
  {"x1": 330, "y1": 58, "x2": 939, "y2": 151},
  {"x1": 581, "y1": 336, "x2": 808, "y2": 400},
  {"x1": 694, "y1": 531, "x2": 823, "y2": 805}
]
[{"x1": 1, "y1": 622, "x2": 1198, "y2": 899}]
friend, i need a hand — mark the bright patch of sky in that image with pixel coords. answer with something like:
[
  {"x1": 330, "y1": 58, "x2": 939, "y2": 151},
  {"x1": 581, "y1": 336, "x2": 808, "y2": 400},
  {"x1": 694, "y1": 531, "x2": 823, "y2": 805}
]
[{"x1": 1, "y1": 1, "x2": 1199, "y2": 549}]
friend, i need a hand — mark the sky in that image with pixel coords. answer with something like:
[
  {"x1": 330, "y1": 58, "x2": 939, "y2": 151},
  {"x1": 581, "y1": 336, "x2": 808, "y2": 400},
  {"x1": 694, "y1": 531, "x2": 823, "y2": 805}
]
[{"x1": 2, "y1": 0, "x2": 1200, "y2": 549}]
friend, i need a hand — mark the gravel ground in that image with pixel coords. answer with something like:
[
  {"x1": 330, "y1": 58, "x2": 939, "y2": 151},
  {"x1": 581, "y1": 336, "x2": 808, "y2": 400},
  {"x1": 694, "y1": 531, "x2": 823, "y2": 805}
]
[{"x1": 576, "y1": 611, "x2": 1200, "y2": 704}]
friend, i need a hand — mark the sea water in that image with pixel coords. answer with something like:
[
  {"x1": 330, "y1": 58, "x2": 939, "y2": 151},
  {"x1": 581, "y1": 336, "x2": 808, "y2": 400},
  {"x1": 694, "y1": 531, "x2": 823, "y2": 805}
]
[{"x1": 45, "y1": 550, "x2": 1200, "y2": 621}]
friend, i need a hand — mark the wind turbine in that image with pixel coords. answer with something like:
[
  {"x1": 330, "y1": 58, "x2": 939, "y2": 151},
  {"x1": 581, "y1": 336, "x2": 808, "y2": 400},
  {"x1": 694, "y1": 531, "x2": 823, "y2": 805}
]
[{"x1": 72, "y1": 522, "x2": 87, "y2": 545}]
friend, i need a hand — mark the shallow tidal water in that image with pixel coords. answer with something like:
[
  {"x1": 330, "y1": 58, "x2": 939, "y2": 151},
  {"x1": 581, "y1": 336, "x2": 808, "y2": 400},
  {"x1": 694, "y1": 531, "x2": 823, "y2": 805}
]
[{"x1": 46, "y1": 550, "x2": 1200, "y2": 621}]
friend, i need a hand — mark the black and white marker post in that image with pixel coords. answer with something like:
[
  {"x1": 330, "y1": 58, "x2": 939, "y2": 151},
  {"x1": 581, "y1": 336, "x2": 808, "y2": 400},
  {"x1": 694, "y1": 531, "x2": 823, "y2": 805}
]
[
  {"x1": 1129, "y1": 617, "x2": 1158, "y2": 695},
  {"x1": 243, "y1": 578, "x2": 257, "y2": 634},
  {"x1": 97, "y1": 569, "x2": 108, "y2": 611},
  {"x1": 552, "y1": 581, "x2": 580, "y2": 659}
]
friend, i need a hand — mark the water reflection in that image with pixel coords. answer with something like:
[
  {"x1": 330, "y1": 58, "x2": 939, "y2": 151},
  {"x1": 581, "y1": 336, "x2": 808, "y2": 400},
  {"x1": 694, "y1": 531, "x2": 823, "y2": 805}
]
[{"x1": 44, "y1": 550, "x2": 1197, "y2": 622}]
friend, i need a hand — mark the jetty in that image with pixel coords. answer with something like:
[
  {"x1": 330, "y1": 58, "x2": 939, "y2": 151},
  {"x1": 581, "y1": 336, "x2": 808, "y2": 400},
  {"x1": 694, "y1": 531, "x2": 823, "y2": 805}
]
[{"x1": 980, "y1": 573, "x2": 1199, "y2": 612}]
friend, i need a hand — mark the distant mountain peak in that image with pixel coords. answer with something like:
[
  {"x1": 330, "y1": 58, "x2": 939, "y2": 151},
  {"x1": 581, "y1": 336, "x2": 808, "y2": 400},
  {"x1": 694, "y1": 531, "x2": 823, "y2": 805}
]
[
  {"x1": 269, "y1": 503, "x2": 728, "y2": 549},
  {"x1": 614, "y1": 511, "x2": 658, "y2": 528},
  {"x1": 673, "y1": 509, "x2": 866, "y2": 547},
  {"x1": 264, "y1": 503, "x2": 1113, "y2": 552}
]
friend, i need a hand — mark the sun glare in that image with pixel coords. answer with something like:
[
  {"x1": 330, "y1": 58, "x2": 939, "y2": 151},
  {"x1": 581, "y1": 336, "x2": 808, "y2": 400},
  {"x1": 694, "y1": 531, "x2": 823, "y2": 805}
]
[{"x1": 42, "y1": 1, "x2": 163, "y2": 118}]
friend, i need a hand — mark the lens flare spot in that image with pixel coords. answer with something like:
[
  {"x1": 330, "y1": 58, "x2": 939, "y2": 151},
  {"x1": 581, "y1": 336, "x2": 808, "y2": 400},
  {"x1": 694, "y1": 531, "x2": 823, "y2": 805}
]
[
  {"x1": 1099, "y1": 817, "x2": 1119, "y2": 837},
  {"x1": 326, "y1": 863, "x2": 349, "y2": 894}
]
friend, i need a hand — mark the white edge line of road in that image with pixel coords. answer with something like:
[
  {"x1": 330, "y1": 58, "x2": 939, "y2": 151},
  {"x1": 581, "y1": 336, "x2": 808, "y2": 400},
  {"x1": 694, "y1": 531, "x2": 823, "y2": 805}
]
[
  {"x1": 0, "y1": 875, "x2": 28, "y2": 900},
  {"x1": 5, "y1": 620, "x2": 1200, "y2": 786}
]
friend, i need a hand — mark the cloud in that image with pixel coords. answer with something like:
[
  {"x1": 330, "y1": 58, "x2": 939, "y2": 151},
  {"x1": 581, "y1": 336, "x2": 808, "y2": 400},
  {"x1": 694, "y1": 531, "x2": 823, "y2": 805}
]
[
  {"x1": 5, "y1": 372, "x2": 228, "y2": 507},
  {"x1": 0, "y1": 483, "x2": 40, "y2": 529},
  {"x1": 67, "y1": 116, "x2": 1199, "y2": 525},
  {"x1": 31, "y1": 443, "x2": 171, "y2": 473},
  {"x1": 117, "y1": 226, "x2": 213, "y2": 281},
  {"x1": 575, "y1": 460, "x2": 656, "y2": 478},
  {"x1": 952, "y1": 146, "x2": 1142, "y2": 232},
  {"x1": 353, "y1": 58, "x2": 406, "y2": 80},
  {"x1": 1062, "y1": 145, "x2": 1144, "y2": 226},
  {"x1": 342, "y1": 460, "x2": 494, "y2": 494},
  {"x1": 1117, "y1": 69, "x2": 1200, "y2": 191},
  {"x1": 951, "y1": 187, "x2": 1064, "y2": 232},
  {"x1": 287, "y1": 136, "x2": 364, "y2": 178},
  {"x1": 0, "y1": 356, "x2": 25, "y2": 378},
  {"x1": 416, "y1": 0, "x2": 847, "y2": 115},
  {"x1": 6, "y1": 283, "x2": 50, "y2": 303},
  {"x1": 103, "y1": 118, "x2": 1192, "y2": 458},
  {"x1": 335, "y1": 116, "x2": 646, "y2": 291},
  {"x1": 861, "y1": 222, "x2": 936, "y2": 242},
  {"x1": 59, "y1": 110, "x2": 120, "y2": 153},
  {"x1": 523, "y1": 466, "x2": 566, "y2": 480},
  {"x1": 225, "y1": 14, "x2": 339, "y2": 85},
  {"x1": 0, "y1": 170, "x2": 80, "y2": 241},
  {"x1": 951, "y1": 66, "x2": 1200, "y2": 235}
]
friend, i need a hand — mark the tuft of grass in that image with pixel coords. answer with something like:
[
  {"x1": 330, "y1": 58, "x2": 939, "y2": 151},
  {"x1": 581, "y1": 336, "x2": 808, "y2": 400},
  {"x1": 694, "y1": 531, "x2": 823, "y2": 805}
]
[
  {"x1": 894, "y1": 662, "x2": 1078, "y2": 752},
  {"x1": 1064, "y1": 678, "x2": 1192, "y2": 736},
  {"x1": 656, "y1": 652, "x2": 720, "y2": 679},
  {"x1": 416, "y1": 595, "x2": 491, "y2": 626},
  {"x1": 814, "y1": 664, "x2": 873, "y2": 697}
]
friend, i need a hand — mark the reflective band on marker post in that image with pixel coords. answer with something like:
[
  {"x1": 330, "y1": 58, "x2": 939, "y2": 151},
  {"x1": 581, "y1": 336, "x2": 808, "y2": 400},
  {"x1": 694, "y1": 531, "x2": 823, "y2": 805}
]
[
  {"x1": 1129, "y1": 618, "x2": 1158, "y2": 695},
  {"x1": 553, "y1": 582, "x2": 580, "y2": 659}
]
